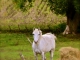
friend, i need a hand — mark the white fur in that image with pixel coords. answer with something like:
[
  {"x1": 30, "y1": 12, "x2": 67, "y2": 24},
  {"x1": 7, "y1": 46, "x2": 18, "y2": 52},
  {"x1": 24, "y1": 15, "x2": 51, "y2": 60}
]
[{"x1": 32, "y1": 28, "x2": 56, "y2": 60}]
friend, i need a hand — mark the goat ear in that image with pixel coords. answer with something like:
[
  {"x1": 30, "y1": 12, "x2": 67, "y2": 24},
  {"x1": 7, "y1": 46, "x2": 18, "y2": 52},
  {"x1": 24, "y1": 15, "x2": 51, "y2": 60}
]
[{"x1": 39, "y1": 30, "x2": 42, "y2": 35}]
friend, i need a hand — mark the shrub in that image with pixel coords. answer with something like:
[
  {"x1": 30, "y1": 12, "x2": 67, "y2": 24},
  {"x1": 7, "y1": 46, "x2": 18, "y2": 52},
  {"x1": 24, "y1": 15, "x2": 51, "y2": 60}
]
[{"x1": 48, "y1": 22, "x2": 66, "y2": 34}]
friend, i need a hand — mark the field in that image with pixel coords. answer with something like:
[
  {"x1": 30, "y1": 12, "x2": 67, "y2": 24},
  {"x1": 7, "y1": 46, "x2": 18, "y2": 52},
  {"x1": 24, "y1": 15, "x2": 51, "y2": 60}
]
[
  {"x1": 0, "y1": 0, "x2": 80, "y2": 60},
  {"x1": 0, "y1": 32, "x2": 80, "y2": 60}
]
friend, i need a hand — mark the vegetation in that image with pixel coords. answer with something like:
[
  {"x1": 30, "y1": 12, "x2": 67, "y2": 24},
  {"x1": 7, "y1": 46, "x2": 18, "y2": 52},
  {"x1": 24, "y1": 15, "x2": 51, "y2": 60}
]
[
  {"x1": 0, "y1": 0, "x2": 66, "y2": 33},
  {"x1": 0, "y1": 0, "x2": 80, "y2": 34},
  {"x1": 12, "y1": 0, "x2": 34, "y2": 11},
  {"x1": 0, "y1": 21, "x2": 66, "y2": 34},
  {"x1": 0, "y1": 0, "x2": 80, "y2": 60},
  {"x1": 0, "y1": 33, "x2": 80, "y2": 60},
  {"x1": 48, "y1": 0, "x2": 80, "y2": 34},
  {"x1": 8, "y1": 0, "x2": 80, "y2": 34},
  {"x1": 48, "y1": 0, "x2": 80, "y2": 14}
]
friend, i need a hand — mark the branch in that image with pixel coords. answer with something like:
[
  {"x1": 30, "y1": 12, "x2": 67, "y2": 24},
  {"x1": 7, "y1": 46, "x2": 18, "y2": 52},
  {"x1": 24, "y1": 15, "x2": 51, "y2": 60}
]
[{"x1": 27, "y1": 37, "x2": 32, "y2": 44}]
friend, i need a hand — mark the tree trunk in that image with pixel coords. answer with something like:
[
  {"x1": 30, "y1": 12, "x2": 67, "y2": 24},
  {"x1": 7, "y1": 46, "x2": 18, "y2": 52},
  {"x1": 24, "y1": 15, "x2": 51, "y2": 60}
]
[
  {"x1": 63, "y1": 2, "x2": 80, "y2": 35},
  {"x1": 63, "y1": 3, "x2": 80, "y2": 35},
  {"x1": 63, "y1": 7, "x2": 80, "y2": 34},
  {"x1": 67, "y1": 12, "x2": 80, "y2": 34}
]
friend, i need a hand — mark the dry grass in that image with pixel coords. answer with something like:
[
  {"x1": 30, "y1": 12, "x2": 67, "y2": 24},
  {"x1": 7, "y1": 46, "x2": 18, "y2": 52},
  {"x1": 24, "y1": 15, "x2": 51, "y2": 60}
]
[{"x1": 59, "y1": 47, "x2": 80, "y2": 60}]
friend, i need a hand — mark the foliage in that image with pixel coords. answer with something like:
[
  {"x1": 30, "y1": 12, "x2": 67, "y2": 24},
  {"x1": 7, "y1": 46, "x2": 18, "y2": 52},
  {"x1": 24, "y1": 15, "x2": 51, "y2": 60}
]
[
  {"x1": 73, "y1": 0, "x2": 80, "y2": 13},
  {"x1": 52, "y1": 23, "x2": 66, "y2": 33},
  {"x1": 12, "y1": 0, "x2": 80, "y2": 13},
  {"x1": 48, "y1": 0, "x2": 67, "y2": 15},
  {"x1": 47, "y1": 22, "x2": 66, "y2": 34},
  {"x1": 12, "y1": 0, "x2": 34, "y2": 11},
  {"x1": 48, "y1": 0, "x2": 80, "y2": 15}
]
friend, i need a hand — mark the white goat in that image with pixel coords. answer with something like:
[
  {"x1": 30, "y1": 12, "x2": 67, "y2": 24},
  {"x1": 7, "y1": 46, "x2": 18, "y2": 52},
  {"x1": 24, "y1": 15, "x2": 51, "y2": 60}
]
[{"x1": 32, "y1": 28, "x2": 56, "y2": 60}]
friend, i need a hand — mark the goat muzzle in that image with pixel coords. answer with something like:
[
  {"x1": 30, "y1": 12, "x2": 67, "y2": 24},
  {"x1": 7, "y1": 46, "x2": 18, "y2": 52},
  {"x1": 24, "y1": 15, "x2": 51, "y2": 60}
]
[{"x1": 34, "y1": 41, "x2": 38, "y2": 44}]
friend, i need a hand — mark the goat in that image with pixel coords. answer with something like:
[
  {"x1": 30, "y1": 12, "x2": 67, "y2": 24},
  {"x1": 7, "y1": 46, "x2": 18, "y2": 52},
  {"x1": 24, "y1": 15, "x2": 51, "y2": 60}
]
[{"x1": 32, "y1": 28, "x2": 56, "y2": 60}]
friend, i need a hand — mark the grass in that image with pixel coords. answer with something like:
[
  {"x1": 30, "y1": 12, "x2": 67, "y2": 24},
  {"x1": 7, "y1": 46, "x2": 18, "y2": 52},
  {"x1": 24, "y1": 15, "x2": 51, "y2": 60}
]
[{"x1": 0, "y1": 33, "x2": 80, "y2": 60}]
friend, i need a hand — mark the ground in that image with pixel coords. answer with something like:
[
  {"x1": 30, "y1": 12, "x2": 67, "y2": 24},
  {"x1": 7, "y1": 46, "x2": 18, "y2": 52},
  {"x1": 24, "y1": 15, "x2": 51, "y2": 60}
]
[{"x1": 0, "y1": 33, "x2": 80, "y2": 60}]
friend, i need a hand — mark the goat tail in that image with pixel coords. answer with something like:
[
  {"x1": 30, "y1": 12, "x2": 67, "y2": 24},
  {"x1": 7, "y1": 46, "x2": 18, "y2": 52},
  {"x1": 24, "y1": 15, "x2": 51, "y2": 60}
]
[{"x1": 52, "y1": 34, "x2": 57, "y2": 40}]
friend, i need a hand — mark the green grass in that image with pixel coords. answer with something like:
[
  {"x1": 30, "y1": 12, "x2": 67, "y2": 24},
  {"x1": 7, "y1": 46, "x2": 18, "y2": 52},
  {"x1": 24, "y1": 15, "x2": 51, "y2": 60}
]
[{"x1": 0, "y1": 33, "x2": 80, "y2": 60}]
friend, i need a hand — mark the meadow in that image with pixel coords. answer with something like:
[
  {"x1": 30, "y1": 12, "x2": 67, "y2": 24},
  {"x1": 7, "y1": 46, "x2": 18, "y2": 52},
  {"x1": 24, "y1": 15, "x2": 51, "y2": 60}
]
[
  {"x1": 0, "y1": 0, "x2": 80, "y2": 60},
  {"x1": 0, "y1": 32, "x2": 80, "y2": 60}
]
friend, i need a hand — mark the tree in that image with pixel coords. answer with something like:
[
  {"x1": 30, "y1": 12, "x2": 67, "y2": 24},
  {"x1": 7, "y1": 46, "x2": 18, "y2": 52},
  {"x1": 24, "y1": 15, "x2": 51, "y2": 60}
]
[{"x1": 48, "y1": 0, "x2": 80, "y2": 34}]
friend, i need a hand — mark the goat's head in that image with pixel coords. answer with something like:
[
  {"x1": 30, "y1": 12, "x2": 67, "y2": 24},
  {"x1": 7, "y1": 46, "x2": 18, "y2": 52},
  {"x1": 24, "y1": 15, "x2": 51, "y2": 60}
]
[{"x1": 32, "y1": 28, "x2": 42, "y2": 43}]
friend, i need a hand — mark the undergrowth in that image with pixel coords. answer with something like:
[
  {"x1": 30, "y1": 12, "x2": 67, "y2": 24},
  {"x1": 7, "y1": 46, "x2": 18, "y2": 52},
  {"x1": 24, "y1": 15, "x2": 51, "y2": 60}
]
[{"x1": 0, "y1": 22, "x2": 66, "y2": 34}]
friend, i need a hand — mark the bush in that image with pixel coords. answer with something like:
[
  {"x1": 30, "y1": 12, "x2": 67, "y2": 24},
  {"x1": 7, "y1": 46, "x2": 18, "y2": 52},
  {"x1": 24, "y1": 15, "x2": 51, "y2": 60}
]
[
  {"x1": 0, "y1": 22, "x2": 66, "y2": 34},
  {"x1": 49, "y1": 22, "x2": 66, "y2": 34}
]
